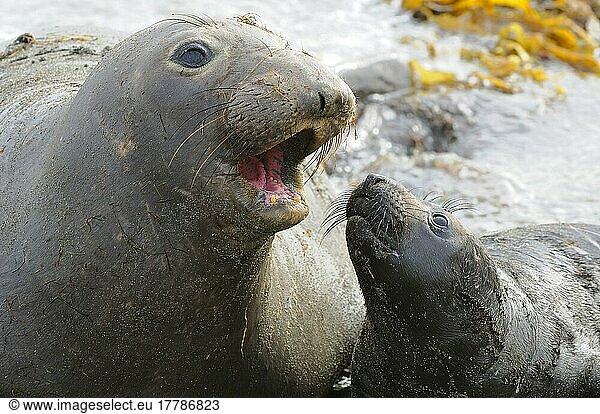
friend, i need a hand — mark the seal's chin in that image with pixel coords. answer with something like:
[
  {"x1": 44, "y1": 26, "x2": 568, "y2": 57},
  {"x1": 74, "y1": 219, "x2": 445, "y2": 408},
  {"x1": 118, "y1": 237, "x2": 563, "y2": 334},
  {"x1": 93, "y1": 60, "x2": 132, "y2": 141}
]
[
  {"x1": 346, "y1": 215, "x2": 398, "y2": 304},
  {"x1": 346, "y1": 215, "x2": 395, "y2": 257}
]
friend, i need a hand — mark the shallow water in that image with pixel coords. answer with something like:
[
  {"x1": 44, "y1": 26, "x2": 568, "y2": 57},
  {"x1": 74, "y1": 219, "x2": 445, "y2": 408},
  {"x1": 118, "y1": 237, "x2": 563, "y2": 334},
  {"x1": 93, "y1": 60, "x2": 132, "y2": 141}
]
[
  {"x1": 2, "y1": 0, "x2": 599, "y2": 235},
  {"x1": 335, "y1": 67, "x2": 600, "y2": 234}
]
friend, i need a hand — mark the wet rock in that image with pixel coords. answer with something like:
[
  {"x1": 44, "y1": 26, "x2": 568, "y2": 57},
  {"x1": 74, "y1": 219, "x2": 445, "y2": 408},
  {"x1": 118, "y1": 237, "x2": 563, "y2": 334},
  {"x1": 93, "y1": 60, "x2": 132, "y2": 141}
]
[
  {"x1": 336, "y1": 55, "x2": 477, "y2": 158},
  {"x1": 355, "y1": 93, "x2": 475, "y2": 156},
  {"x1": 15, "y1": 33, "x2": 35, "y2": 44},
  {"x1": 337, "y1": 58, "x2": 411, "y2": 100},
  {"x1": 382, "y1": 95, "x2": 459, "y2": 154},
  {"x1": 324, "y1": 90, "x2": 480, "y2": 202},
  {"x1": 335, "y1": 58, "x2": 476, "y2": 157}
]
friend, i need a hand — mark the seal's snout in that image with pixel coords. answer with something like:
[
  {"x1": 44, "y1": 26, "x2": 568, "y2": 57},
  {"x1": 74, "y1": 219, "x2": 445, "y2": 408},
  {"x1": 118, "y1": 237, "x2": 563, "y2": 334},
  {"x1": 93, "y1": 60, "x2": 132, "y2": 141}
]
[
  {"x1": 297, "y1": 63, "x2": 356, "y2": 124},
  {"x1": 344, "y1": 174, "x2": 405, "y2": 247},
  {"x1": 314, "y1": 87, "x2": 356, "y2": 119},
  {"x1": 344, "y1": 174, "x2": 430, "y2": 250},
  {"x1": 226, "y1": 51, "x2": 356, "y2": 222},
  {"x1": 347, "y1": 175, "x2": 399, "y2": 218},
  {"x1": 364, "y1": 173, "x2": 389, "y2": 188}
]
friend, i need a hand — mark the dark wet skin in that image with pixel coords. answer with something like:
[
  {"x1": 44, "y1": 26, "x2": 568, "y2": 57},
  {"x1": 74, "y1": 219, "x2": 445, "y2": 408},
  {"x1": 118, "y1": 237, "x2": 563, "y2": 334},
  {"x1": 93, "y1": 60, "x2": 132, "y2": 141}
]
[
  {"x1": 0, "y1": 16, "x2": 363, "y2": 397},
  {"x1": 344, "y1": 174, "x2": 600, "y2": 397}
]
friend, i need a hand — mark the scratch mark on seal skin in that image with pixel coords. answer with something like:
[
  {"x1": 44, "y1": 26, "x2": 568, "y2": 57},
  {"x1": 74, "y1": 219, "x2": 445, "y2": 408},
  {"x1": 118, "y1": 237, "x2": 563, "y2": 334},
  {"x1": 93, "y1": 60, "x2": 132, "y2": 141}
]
[
  {"x1": 59, "y1": 297, "x2": 92, "y2": 320},
  {"x1": 158, "y1": 112, "x2": 167, "y2": 136},
  {"x1": 568, "y1": 224, "x2": 600, "y2": 252},
  {"x1": 10, "y1": 251, "x2": 25, "y2": 274},
  {"x1": 55, "y1": 245, "x2": 64, "y2": 267},
  {"x1": 241, "y1": 301, "x2": 250, "y2": 358},
  {"x1": 41, "y1": 294, "x2": 63, "y2": 316},
  {"x1": 164, "y1": 249, "x2": 171, "y2": 271},
  {"x1": 81, "y1": 215, "x2": 106, "y2": 233},
  {"x1": 5, "y1": 298, "x2": 15, "y2": 324},
  {"x1": 114, "y1": 211, "x2": 138, "y2": 251}
]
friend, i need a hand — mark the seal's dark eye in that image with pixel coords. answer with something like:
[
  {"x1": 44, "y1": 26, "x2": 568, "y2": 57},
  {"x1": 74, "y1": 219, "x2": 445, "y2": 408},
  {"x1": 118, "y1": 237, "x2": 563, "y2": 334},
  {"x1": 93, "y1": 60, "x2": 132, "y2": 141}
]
[
  {"x1": 431, "y1": 213, "x2": 449, "y2": 228},
  {"x1": 174, "y1": 43, "x2": 212, "y2": 68}
]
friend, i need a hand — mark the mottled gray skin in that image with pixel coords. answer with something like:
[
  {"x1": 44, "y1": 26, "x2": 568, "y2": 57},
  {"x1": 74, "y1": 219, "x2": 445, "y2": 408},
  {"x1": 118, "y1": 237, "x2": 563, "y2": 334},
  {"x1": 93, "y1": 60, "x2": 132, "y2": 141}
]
[
  {"x1": 346, "y1": 174, "x2": 600, "y2": 397},
  {"x1": 0, "y1": 18, "x2": 364, "y2": 397}
]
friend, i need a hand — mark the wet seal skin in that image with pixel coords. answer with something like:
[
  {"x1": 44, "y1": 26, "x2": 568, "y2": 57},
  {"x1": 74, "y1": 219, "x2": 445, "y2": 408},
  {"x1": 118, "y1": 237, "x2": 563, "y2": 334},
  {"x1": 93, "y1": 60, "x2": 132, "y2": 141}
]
[
  {"x1": 0, "y1": 15, "x2": 365, "y2": 396},
  {"x1": 335, "y1": 174, "x2": 600, "y2": 397}
]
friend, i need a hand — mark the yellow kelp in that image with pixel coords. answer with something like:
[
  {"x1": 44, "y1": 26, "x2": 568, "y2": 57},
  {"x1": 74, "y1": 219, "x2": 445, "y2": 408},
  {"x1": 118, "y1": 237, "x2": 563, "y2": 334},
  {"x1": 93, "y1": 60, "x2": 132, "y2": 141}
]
[
  {"x1": 461, "y1": 45, "x2": 549, "y2": 82},
  {"x1": 409, "y1": 59, "x2": 458, "y2": 87},
  {"x1": 402, "y1": 0, "x2": 600, "y2": 74},
  {"x1": 408, "y1": 58, "x2": 520, "y2": 93},
  {"x1": 472, "y1": 71, "x2": 520, "y2": 92}
]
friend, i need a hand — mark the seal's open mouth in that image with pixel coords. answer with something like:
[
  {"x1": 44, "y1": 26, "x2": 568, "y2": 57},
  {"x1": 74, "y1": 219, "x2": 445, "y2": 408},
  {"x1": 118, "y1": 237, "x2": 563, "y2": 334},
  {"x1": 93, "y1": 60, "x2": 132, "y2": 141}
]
[{"x1": 237, "y1": 129, "x2": 317, "y2": 205}]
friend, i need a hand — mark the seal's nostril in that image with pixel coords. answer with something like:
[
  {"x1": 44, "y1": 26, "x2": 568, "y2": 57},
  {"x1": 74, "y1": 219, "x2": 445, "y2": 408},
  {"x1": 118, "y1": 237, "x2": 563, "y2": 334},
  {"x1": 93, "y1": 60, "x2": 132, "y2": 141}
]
[{"x1": 318, "y1": 91, "x2": 326, "y2": 114}]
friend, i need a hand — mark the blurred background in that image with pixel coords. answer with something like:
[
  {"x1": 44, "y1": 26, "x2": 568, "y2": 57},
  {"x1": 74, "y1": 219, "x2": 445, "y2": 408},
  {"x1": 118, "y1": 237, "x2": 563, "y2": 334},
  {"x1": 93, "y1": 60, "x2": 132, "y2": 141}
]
[{"x1": 2, "y1": 0, "x2": 599, "y2": 234}]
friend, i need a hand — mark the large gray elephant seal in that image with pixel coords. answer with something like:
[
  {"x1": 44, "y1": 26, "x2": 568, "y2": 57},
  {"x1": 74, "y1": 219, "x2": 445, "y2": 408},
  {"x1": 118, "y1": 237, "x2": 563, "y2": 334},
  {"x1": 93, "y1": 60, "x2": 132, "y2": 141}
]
[
  {"x1": 335, "y1": 174, "x2": 600, "y2": 397},
  {"x1": 0, "y1": 15, "x2": 364, "y2": 397}
]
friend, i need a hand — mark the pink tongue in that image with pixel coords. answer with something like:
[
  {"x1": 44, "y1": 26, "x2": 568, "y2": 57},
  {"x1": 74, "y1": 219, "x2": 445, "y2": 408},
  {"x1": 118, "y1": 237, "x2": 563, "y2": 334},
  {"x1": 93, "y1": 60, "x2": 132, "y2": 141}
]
[
  {"x1": 239, "y1": 147, "x2": 287, "y2": 193},
  {"x1": 239, "y1": 156, "x2": 267, "y2": 189}
]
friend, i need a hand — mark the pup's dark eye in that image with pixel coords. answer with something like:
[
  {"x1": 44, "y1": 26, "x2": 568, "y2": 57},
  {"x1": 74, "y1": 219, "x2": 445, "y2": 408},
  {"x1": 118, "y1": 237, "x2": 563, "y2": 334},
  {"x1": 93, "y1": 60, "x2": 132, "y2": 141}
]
[
  {"x1": 174, "y1": 43, "x2": 212, "y2": 68},
  {"x1": 431, "y1": 213, "x2": 449, "y2": 228}
]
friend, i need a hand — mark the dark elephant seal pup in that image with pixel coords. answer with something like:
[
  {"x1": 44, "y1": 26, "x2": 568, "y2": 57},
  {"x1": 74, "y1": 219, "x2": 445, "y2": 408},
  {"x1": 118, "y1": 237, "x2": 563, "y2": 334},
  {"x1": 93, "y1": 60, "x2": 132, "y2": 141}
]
[
  {"x1": 341, "y1": 174, "x2": 600, "y2": 397},
  {"x1": 0, "y1": 15, "x2": 364, "y2": 397}
]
